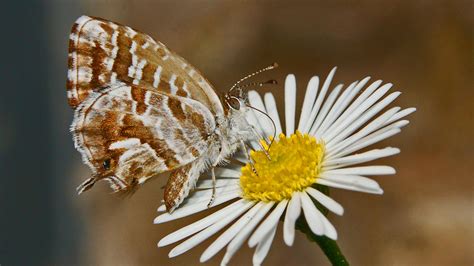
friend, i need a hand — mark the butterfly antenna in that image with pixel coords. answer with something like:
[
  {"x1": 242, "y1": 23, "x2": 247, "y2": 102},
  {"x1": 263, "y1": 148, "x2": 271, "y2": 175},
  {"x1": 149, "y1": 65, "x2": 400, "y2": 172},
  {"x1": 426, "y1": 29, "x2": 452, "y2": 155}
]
[
  {"x1": 246, "y1": 105, "x2": 277, "y2": 152},
  {"x1": 238, "y1": 79, "x2": 278, "y2": 90},
  {"x1": 230, "y1": 63, "x2": 279, "y2": 92}
]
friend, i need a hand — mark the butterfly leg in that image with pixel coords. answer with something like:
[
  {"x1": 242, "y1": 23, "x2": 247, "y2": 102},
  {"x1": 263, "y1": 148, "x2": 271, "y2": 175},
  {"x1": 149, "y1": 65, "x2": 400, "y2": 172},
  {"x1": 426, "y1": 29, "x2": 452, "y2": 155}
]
[
  {"x1": 241, "y1": 140, "x2": 258, "y2": 175},
  {"x1": 207, "y1": 167, "x2": 217, "y2": 208},
  {"x1": 250, "y1": 126, "x2": 272, "y2": 161},
  {"x1": 207, "y1": 147, "x2": 227, "y2": 208}
]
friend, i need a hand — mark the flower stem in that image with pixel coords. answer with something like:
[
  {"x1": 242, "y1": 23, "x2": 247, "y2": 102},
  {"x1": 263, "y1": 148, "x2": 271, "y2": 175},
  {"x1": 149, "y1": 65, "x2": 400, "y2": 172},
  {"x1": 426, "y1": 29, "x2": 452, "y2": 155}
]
[
  {"x1": 295, "y1": 218, "x2": 349, "y2": 266},
  {"x1": 294, "y1": 184, "x2": 349, "y2": 265}
]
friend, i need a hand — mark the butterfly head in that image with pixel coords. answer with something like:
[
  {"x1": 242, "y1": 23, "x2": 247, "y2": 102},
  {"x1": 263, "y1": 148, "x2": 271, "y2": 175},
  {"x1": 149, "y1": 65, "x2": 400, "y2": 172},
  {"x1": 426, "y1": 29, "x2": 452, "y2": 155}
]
[
  {"x1": 224, "y1": 87, "x2": 247, "y2": 111},
  {"x1": 224, "y1": 63, "x2": 279, "y2": 112}
]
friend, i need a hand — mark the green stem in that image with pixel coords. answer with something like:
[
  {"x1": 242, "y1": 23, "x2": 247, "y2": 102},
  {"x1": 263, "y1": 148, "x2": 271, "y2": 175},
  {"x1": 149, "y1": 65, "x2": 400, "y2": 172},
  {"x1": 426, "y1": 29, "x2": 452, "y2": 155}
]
[
  {"x1": 293, "y1": 184, "x2": 349, "y2": 265},
  {"x1": 295, "y1": 218, "x2": 349, "y2": 266}
]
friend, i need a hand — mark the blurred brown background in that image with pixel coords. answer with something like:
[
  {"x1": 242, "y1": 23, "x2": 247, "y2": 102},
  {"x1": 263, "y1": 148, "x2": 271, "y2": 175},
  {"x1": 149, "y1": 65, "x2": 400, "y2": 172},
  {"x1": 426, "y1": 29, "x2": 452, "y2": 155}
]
[{"x1": 1, "y1": 0, "x2": 472, "y2": 265}]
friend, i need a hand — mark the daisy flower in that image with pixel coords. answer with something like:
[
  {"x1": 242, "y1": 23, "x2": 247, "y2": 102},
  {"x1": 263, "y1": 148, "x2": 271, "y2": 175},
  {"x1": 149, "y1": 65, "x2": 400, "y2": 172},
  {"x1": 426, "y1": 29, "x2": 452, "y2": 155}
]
[{"x1": 154, "y1": 67, "x2": 415, "y2": 265}]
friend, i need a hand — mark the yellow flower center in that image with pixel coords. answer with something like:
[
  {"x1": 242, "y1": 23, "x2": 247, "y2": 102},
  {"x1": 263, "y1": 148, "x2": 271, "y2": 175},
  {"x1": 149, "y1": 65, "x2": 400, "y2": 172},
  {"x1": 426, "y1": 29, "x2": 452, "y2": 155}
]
[{"x1": 240, "y1": 131, "x2": 325, "y2": 202}]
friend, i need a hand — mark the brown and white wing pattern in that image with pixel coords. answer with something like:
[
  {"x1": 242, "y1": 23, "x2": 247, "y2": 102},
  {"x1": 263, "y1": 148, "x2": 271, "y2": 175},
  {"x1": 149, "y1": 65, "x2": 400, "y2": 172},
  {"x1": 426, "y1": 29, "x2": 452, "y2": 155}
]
[
  {"x1": 67, "y1": 15, "x2": 223, "y2": 116},
  {"x1": 72, "y1": 83, "x2": 216, "y2": 194},
  {"x1": 163, "y1": 161, "x2": 204, "y2": 212}
]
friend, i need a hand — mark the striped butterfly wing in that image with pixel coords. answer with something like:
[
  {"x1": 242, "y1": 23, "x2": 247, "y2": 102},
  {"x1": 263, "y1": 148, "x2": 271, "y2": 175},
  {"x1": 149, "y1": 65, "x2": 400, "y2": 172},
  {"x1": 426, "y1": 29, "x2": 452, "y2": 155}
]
[
  {"x1": 67, "y1": 15, "x2": 223, "y2": 116},
  {"x1": 72, "y1": 83, "x2": 216, "y2": 194}
]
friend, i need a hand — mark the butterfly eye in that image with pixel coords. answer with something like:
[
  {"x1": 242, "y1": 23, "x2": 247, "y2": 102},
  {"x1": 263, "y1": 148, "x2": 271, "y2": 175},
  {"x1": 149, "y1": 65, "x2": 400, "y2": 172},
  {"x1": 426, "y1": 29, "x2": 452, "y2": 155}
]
[
  {"x1": 227, "y1": 97, "x2": 241, "y2": 110},
  {"x1": 103, "y1": 159, "x2": 111, "y2": 170}
]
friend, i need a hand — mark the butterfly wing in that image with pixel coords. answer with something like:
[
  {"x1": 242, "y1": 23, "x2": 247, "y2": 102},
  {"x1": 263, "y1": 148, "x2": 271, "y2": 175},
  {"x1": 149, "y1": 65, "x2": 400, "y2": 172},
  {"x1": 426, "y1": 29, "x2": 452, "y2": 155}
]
[
  {"x1": 67, "y1": 15, "x2": 224, "y2": 116},
  {"x1": 164, "y1": 161, "x2": 202, "y2": 212},
  {"x1": 72, "y1": 83, "x2": 216, "y2": 194}
]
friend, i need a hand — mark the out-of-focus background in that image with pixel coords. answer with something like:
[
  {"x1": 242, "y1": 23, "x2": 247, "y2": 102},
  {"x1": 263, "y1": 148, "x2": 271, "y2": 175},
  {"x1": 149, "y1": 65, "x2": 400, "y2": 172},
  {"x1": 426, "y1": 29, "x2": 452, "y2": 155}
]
[{"x1": 1, "y1": 0, "x2": 472, "y2": 265}]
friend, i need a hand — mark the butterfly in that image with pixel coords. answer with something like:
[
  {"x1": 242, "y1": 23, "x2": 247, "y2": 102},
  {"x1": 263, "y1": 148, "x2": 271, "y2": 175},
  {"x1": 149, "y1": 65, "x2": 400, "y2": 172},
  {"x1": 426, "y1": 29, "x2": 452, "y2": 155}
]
[{"x1": 67, "y1": 15, "x2": 276, "y2": 212}]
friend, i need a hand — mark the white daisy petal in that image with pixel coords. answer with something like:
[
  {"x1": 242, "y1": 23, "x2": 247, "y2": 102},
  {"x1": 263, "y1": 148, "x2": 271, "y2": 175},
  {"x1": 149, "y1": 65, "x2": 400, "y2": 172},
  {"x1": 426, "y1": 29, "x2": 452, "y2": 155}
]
[
  {"x1": 168, "y1": 201, "x2": 254, "y2": 258},
  {"x1": 233, "y1": 153, "x2": 248, "y2": 164},
  {"x1": 253, "y1": 225, "x2": 278, "y2": 266},
  {"x1": 324, "y1": 147, "x2": 400, "y2": 168},
  {"x1": 340, "y1": 75, "x2": 370, "y2": 99},
  {"x1": 314, "y1": 80, "x2": 359, "y2": 137},
  {"x1": 181, "y1": 187, "x2": 241, "y2": 206},
  {"x1": 154, "y1": 191, "x2": 241, "y2": 223},
  {"x1": 319, "y1": 174, "x2": 382, "y2": 192},
  {"x1": 325, "y1": 92, "x2": 400, "y2": 147},
  {"x1": 324, "y1": 165, "x2": 395, "y2": 176},
  {"x1": 248, "y1": 90, "x2": 266, "y2": 111},
  {"x1": 305, "y1": 187, "x2": 344, "y2": 216},
  {"x1": 157, "y1": 204, "x2": 166, "y2": 212},
  {"x1": 283, "y1": 192, "x2": 302, "y2": 246},
  {"x1": 329, "y1": 126, "x2": 402, "y2": 159},
  {"x1": 285, "y1": 74, "x2": 296, "y2": 135},
  {"x1": 245, "y1": 110, "x2": 264, "y2": 136},
  {"x1": 158, "y1": 186, "x2": 240, "y2": 210},
  {"x1": 326, "y1": 106, "x2": 401, "y2": 154},
  {"x1": 297, "y1": 76, "x2": 319, "y2": 132},
  {"x1": 200, "y1": 202, "x2": 264, "y2": 263},
  {"x1": 248, "y1": 200, "x2": 288, "y2": 248},
  {"x1": 309, "y1": 84, "x2": 343, "y2": 136},
  {"x1": 303, "y1": 67, "x2": 337, "y2": 132},
  {"x1": 249, "y1": 140, "x2": 261, "y2": 150},
  {"x1": 322, "y1": 84, "x2": 394, "y2": 143},
  {"x1": 385, "y1": 107, "x2": 416, "y2": 125},
  {"x1": 154, "y1": 70, "x2": 415, "y2": 265},
  {"x1": 222, "y1": 202, "x2": 274, "y2": 265},
  {"x1": 380, "y1": 119, "x2": 410, "y2": 131},
  {"x1": 213, "y1": 168, "x2": 241, "y2": 178},
  {"x1": 328, "y1": 79, "x2": 383, "y2": 130},
  {"x1": 264, "y1": 93, "x2": 283, "y2": 135},
  {"x1": 323, "y1": 82, "x2": 391, "y2": 141},
  {"x1": 196, "y1": 179, "x2": 240, "y2": 189},
  {"x1": 319, "y1": 211, "x2": 338, "y2": 240},
  {"x1": 316, "y1": 177, "x2": 383, "y2": 194},
  {"x1": 188, "y1": 184, "x2": 240, "y2": 198},
  {"x1": 249, "y1": 90, "x2": 273, "y2": 137},
  {"x1": 246, "y1": 91, "x2": 265, "y2": 136},
  {"x1": 300, "y1": 192, "x2": 324, "y2": 235},
  {"x1": 158, "y1": 199, "x2": 248, "y2": 247}
]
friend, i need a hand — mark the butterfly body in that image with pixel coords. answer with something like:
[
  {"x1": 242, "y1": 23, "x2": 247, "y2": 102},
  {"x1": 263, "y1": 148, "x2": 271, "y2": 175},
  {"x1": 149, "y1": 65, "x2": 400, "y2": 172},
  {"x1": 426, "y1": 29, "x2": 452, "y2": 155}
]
[{"x1": 68, "y1": 16, "x2": 255, "y2": 212}]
